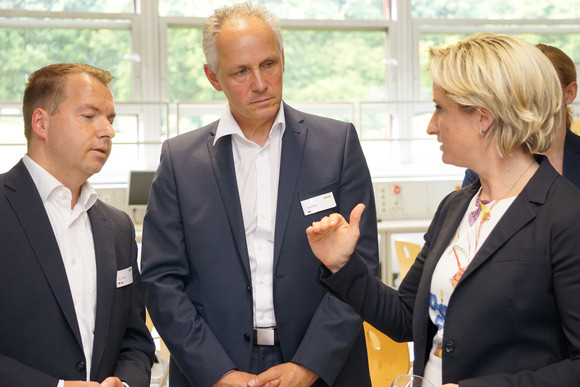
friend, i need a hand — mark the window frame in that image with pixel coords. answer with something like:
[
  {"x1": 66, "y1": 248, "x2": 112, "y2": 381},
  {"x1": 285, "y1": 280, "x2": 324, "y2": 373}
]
[{"x1": 0, "y1": 2, "x2": 578, "y2": 182}]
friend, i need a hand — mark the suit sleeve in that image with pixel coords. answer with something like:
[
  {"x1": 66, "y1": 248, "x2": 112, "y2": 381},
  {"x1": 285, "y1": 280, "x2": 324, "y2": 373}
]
[
  {"x1": 320, "y1": 194, "x2": 452, "y2": 343},
  {"x1": 325, "y1": 180, "x2": 580, "y2": 387},
  {"x1": 112, "y1": 213, "x2": 156, "y2": 387},
  {"x1": 290, "y1": 124, "x2": 380, "y2": 385},
  {"x1": 461, "y1": 169, "x2": 479, "y2": 188},
  {"x1": 140, "y1": 141, "x2": 237, "y2": 387},
  {"x1": 0, "y1": 355, "x2": 61, "y2": 386}
]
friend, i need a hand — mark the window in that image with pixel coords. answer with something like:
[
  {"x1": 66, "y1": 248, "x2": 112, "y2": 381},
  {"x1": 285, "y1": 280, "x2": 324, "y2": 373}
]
[
  {"x1": 0, "y1": 5, "x2": 136, "y2": 178},
  {"x1": 0, "y1": 103, "x2": 25, "y2": 173},
  {"x1": 0, "y1": 24, "x2": 132, "y2": 102},
  {"x1": 412, "y1": 0, "x2": 580, "y2": 19},
  {"x1": 166, "y1": 28, "x2": 388, "y2": 103},
  {"x1": 0, "y1": 1, "x2": 578, "y2": 183},
  {"x1": 2, "y1": 0, "x2": 134, "y2": 13},
  {"x1": 159, "y1": 0, "x2": 389, "y2": 20}
]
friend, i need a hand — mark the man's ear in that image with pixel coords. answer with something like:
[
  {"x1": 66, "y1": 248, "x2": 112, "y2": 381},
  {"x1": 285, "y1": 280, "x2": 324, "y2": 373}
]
[
  {"x1": 31, "y1": 107, "x2": 49, "y2": 140},
  {"x1": 204, "y1": 64, "x2": 223, "y2": 92}
]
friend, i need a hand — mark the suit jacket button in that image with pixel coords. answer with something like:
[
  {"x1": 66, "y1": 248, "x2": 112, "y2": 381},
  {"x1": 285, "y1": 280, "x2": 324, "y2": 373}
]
[
  {"x1": 247, "y1": 285, "x2": 252, "y2": 292},
  {"x1": 244, "y1": 333, "x2": 251, "y2": 342},
  {"x1": 76, "y1": 361, "x2": 86, "y2": 372},
  {"x1": 444, "y1": 341, "x2": 455, "y2": 353}
]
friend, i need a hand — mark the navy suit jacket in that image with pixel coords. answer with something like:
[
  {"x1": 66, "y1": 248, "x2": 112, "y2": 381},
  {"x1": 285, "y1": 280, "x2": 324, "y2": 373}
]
[
  {"x1": 462, "y1": 129, "x2": 580, "y2": 189},
  {"x1": 324, "y1": 156, "x2": 580, "y2": 386},
  {"x1": 141, "y1": 103, "x2": 379, "y2": 387},
  {"x1": 0, "y1": 161, "x2": 155, "y2": 386}
]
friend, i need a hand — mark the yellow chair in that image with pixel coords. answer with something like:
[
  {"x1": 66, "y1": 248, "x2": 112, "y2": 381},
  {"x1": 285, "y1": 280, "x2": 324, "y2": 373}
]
[
  {"x1": 393, "y1": 240, "x2": 422, "y2": 281},
  {"x1": 146, "y1": 310, "x2": 170, "y2": 387},
  {"x1": 364, "y1": 321, "x2": 411, "y2": 386},
  {"x1": 571, "y1": 120, "x2": 580, "y2": 136}
]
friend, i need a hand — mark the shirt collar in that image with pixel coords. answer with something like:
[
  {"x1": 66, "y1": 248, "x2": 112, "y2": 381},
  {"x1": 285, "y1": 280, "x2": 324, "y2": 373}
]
[
  {"x1": 213, "y1": 101, "x2": 286, "y2": 146},
  {"x1": 22, "y1": 154, "x2": 98, "y2": 210}
]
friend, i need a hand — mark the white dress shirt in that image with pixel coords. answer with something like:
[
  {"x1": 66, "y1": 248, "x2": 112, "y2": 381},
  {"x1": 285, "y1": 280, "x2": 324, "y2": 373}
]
[
  {"x1": 23, "y1": 155, "x2": 98, "y2": 384},
  {"x1": 213, "y1": 103, "x2": 286, "y2": 329}
]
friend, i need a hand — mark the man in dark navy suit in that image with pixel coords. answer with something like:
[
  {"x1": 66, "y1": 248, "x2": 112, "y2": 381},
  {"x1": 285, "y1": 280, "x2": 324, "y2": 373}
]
[{"x1": 0, "y1": 63, "x2": 154, "y2": 387}]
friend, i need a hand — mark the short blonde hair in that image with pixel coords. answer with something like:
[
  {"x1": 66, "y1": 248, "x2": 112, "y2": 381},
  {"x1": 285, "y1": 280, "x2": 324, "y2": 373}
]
[
  {"x1": 23, "y1": 63, "x2": 113, "y2": 141},
  {"x1": 429, "y1": 33, "x2": 562, "y2": 156}
]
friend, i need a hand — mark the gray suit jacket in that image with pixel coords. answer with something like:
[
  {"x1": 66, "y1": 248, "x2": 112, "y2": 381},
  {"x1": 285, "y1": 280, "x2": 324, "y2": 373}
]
[
  {"x1": 141, "y1": 103, "x2": 379, "y2": 387},
  {"x1": 324, "y1": 156, "x2": 580, "y2": 386},
  {"x1": 0, "y1": 160, "x2": 155, "y2": 386}
]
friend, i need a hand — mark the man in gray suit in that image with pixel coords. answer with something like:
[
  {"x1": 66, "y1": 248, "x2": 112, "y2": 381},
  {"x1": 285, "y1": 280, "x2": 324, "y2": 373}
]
[
  {"x1": 141, "y1": 3, "x2": 378, "y2": 387},
  {"x1": 0, "y1": 63, "x2": 155, "y2": 387}
]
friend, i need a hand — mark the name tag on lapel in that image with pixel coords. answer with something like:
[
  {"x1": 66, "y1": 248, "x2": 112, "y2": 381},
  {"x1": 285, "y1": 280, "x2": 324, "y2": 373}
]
[
  {"x1": 300, "y1": 192, "x2": 337, "y2": 216},
  {"x1": 116, "y1": 266, "x2": 134, "y2": 288}
]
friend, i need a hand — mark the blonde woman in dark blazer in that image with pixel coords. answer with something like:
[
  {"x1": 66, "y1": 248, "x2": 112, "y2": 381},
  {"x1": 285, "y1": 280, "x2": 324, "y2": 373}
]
[{"x1": 305, "y1": 33, "x2": 580, "y2": 387}]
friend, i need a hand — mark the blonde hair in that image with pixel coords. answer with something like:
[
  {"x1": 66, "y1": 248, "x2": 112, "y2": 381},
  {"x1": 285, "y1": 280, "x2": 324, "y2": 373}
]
[
  {"x1": 429, "y1": 33, "x2": 562, "y2": 156},
  {"x1": 23, "y1": 63, "x2": 113, "y2": 141},
  {"x1": 202, "y1": 2, "x2": 283, "y2": 73}
]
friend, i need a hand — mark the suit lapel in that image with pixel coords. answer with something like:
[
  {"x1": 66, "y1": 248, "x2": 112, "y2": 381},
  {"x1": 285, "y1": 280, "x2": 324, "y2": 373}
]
[
  {"x1": 205, "y1": 107, "x2": 308, "y2": 275},
  {"x1": 4, "y1": 161, "x2": 84, "y2": 349},
  {"x1": 458, "y1": 157, "x2": 555, "y2": 285},
  {"x1": 207, "y1": 133, "x2": 252, "y2": 279},
  {"x1": 88, "y1": 202, "x2": 117, "y2": 379},
  {"x1": 460, "y1": 196, "x2": 535, "y2": 283},
  {"x1": 273, "y1": 107, "x2": 307, "y2": 269}
]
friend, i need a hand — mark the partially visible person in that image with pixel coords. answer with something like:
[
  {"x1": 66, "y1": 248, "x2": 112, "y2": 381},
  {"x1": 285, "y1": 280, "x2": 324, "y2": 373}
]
[
  {"x1": 462, "y1": 43, "x2": 579, "y2": 188},
  {"x1": 306, "y1": 33, "x2": 580, "y2": 387},
  {"x1": 0, "y1": 63, "x2": 155, "y2": 387},
  {"x1": 140, "y1": 2, "x2": 378, "y2": 387}
]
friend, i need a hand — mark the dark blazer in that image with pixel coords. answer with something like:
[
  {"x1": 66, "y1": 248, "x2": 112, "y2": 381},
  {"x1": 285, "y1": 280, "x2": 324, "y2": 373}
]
[
  {"x1": 324, "y1": 156, "x2": 580, "y2": 386},
  {"x1": 462, "y1": 128, "x2": 580, "y2": 189},
  {"x1": 0, "y1": 161, "x2": 155, "y2": 386},
  {"x1": 562, "y1": 128, "x2": 580, "y2": 186},
  {"x1": 141, "y1": 103, "x2": 379, "y2": 387}
]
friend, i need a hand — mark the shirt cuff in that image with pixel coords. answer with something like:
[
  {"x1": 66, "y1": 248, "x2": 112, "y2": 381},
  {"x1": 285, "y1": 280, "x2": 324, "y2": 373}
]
[{"x1": 57, "y1": 381, "x2": 64, "y2": 387}]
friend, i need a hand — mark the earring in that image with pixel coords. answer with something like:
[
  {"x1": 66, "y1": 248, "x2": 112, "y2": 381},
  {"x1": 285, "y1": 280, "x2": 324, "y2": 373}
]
[{"x1": 479, "y1": 126, "x2": 485, "y2": 136}]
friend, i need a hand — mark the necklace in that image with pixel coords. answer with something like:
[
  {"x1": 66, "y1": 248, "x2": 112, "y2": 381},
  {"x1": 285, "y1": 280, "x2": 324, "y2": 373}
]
[
  {"x1": 468, "y1": 160, "x2": 531, "y2": 227},
  {"x1": 477, "y1": 158, "x2": 535, "y2": 226},
  {"x1": 479, "y1": 197, "x2": 498, "y2": 223},
  {"x1": 479, "y1": 158, "x2": 536, "y2": 203},
  {"x1": 451, "y1": 159, "x2": 535, "y2": 287}
]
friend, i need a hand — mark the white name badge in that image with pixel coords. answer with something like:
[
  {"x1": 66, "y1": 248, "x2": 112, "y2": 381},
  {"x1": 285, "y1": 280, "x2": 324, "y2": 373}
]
[
  {"x1": 116, "y1": 266, "x2": 134, "y2": 288},
  {"x1": 300, "y1": 192, "x2": 337, "y2": 216}
]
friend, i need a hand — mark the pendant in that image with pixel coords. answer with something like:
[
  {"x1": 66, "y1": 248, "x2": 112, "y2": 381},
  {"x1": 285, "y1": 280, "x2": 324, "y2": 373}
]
[{"x1": 480, "y1": 210, "x2": 490, "y2": 223}]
